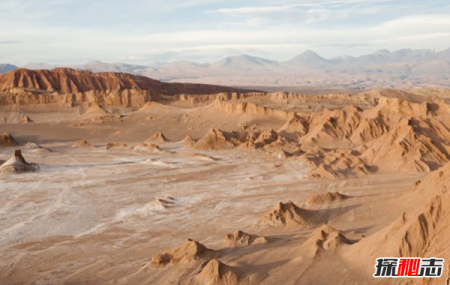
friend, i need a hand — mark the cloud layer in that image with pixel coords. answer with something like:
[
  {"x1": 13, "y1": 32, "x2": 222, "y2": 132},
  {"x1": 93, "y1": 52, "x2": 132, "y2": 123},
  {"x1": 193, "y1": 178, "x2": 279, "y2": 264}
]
[{"x1": 0, "y1": 0, "x2": 449, "y2": 65}]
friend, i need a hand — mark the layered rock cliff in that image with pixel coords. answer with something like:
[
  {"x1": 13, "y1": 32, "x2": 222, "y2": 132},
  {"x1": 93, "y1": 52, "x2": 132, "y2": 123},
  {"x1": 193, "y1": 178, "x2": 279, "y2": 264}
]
[{"x1": 0, "y1": 68, "x2": 257, "y2": 107}]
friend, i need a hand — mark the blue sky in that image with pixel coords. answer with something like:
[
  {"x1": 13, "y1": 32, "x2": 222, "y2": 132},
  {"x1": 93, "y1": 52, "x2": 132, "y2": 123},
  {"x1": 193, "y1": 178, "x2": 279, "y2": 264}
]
[{"x1": 0, "y1": 0, "x2": 449, "y2": 65}]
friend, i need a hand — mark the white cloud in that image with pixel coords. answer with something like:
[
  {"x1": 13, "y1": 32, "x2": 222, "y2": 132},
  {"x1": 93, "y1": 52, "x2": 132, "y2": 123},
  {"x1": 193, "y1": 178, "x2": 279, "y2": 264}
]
[
  {"x1": 208, "y1": 5, "x2": 297, "y2": 16},
  {"x1": 142, "y1": 0, "x2": 226, "y2": 12},
  {"x1": 0, "y1": 0, "x2": 448, "y2": 65},
  {"x1": 207, "y1": 1, "x2": 394, "y2": 26}
]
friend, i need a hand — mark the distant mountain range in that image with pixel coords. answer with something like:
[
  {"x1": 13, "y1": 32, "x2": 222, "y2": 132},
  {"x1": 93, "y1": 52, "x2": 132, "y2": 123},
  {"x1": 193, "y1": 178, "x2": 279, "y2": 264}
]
[
  {"x1": 2, "y1": 48, "x2": 450, "y2": 90},
  {"x1": 0, "y1": 63, "x2": 18, "y2": 74}
]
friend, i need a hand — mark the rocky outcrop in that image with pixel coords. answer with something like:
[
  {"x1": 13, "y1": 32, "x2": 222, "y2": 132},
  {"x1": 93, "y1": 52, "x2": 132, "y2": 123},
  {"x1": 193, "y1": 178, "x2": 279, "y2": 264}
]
[
  {"x1": 20, "y1": 116, "x2": 33, "y2": 123},
  {"x1": 151, "y1": 239, "x2": 217, "y2": 268},
  {"x1": 183, "y1": 94, "x2": 450, "y2": 178},
  {"x1": 0, "y1": 88, "x2": 159, "y2": 107},
  {"x1": 304, "y1": 225, "x2": 357, "y2": 257},
  {"x1": 305, "y1": 192, "x2": 351, "y2": 205},
  {"x1": 146, "y1": 132, "x2": 170, "y2": 143},
  {"x1": 187, "y1": 259, "x2": 240, "y2": 285},
  {"x1": 0, "y1": 68, "x2": 256, "y2": 107},
  {"x1": 183, "y1": 135, "x2": 195, "y2": 145},
  {"x1": 344, "y1": 160, "x2": 450, "y2": 281},
  {"x1": 192, "y1": 129, "x2": 235, "y2": 151},
  {"x1": 0, "y1": 132, "x2": 19, "y2": 147},
  {"x1": 263, "y1": 201, "x2": 318, "y2": 228},
  {"x1": 134, "y1": 143, "x2": 163, "y2": 153},
  {"x1": 223, "y1": 230, "x2": 268, "y2": 247},
  {"x1": 24, "y1": 142, "x2": 50, "y2": 153},
  {"x1": 279, "y1": 114, "x2": 309, "y2": 136},
  {"x1": 72, "y1": 140, "x2": 92, "y2": 148},
  {"x1": 210, "y1": 100, "x2": 293, "y2": 119},
  {"x1": 105, "y1": 142, "x2": 128, "y2": 150},
  {"x1": 0, "y1": 150, "x2": 39, "y2": 174}
]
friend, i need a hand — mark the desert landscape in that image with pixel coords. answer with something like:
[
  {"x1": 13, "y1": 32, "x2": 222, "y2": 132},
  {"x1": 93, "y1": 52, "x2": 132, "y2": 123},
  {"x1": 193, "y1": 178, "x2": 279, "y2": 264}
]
[
  {"x1": 0, "y1": 66, "x2": 450, "y2": 284},
  {"x1": 5, "y1": 48, "x2": 450, "y2": 91}
]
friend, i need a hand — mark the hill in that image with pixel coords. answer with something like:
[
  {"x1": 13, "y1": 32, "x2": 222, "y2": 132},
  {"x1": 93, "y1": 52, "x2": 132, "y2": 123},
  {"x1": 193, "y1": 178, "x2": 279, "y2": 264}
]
[
  {"x1": 0, "y1": 68, "x2": 256, "y2": 95},
  {"x1": 0, "y1": 63, "x2": 17, "y2": 74}
]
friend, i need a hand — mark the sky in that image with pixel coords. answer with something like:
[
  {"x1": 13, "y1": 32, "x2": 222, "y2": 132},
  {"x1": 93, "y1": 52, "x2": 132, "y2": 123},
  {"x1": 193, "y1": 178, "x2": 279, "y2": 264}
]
[{"x1": 0, "y1": 0, "x2": 450, "y2": 66}]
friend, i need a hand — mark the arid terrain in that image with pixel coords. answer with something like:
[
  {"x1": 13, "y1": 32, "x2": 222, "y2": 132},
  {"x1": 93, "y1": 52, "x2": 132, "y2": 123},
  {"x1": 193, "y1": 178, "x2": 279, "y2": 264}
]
[
  {"x1": 8, "y1": 48, "x2": 450, "y2": 90},
  {"x1": 2, "y1": 68, "x2": 450, "y2": 285}
]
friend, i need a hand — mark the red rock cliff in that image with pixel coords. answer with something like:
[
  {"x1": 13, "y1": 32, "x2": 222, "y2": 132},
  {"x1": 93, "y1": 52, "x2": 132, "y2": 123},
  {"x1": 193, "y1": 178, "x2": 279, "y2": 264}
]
[{"x1": 0, "y1": 68, "x2": 254, "y2": 95}]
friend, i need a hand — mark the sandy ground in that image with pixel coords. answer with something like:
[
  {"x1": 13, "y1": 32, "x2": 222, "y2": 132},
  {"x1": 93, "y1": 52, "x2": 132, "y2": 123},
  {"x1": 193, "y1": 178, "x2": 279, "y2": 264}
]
[
  {"x1": 3, "y1": 89, "x2": 448, "y2": 284},
  {"x1": 0, "y1": 138, "x2": 422, "y2": 285}
]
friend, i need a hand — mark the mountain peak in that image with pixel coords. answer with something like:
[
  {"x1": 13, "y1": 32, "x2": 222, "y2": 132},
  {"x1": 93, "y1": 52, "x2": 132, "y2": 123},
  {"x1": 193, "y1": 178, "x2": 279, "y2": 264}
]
[
  {"x1": 0, "y1": 63, "x2": 18, "y2": 74},
  {"x1": 373, "y1": 49, "x2": 391, "y2": 55},
  {"x1": 23, "y1": 62, "x2": 55, "y2": 70},
  {"x1": 392, "y1": 48, "x2": 413, "y2": 55},
  {"x1": 288, "y1": 50, "x2": 328, "y2": 66},
  {"x1": 300, "y1": 50, "x2": 321, "y2": 56},
  {"x1": 211, "y1": 54, "x2": 278, "y2": 69},
  {"x1": 86, "y1": 60, "x2": 106, "y2": 65}
]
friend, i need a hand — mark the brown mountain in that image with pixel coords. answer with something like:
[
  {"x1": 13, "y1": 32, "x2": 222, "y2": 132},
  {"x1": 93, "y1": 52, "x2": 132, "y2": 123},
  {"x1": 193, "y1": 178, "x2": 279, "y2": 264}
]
[{"x1": 0, "y1": 68, "x2": 255, "y2": 95}]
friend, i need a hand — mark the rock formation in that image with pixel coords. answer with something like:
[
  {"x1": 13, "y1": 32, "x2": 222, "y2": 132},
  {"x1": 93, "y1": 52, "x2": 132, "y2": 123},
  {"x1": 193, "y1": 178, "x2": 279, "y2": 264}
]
[
  {"x1": 146, "y1": 132, "x2": 170, "y2": 143},
  {"x1": 20, "y1": 116, "x2": 33, "y2": 123},
  {"x1": 187, "y1": 259, "x2": 240, "y2": 285},
  {"x1": 173, "y1": 93, "x2": 450, "y2": 178},
  {"x1": 210, "y1": 100, "x2": 292, "y2": 119},
  {"x1": 155, "y1": 198, "x2": 176, "y2": 209},
  {"x1": 263, "y1": 201, "x2": 317, "y2": 227},
  {"x1": 0, "y1": 68, "x2": 256, "y2": 107},
  {"x1": 151, "y1": 239, "x2": 217, "y2": 268},
  {"x1": 183, "y1": 135, "x2": 195, "y2": 145},
  {"x1": 134, "y1": 143, "x2": 162, "y2": 152},
  {"x1": 304, "y1": 225, "x2": 356, "y2": 257},
  {"x1": 305, "y1": 192, "x2": 350, "y2": 205},
  {"x1": 0, "y1": 150, "x2": 39, "y2": 174},
  {"x1": 105, "y1": 142, "x2": 128, "y2": 150},
  {"x1": 0, "y1": 132, "x2": 20, "y2": 147},
  {"x1": 81, "y1": 103, "x2": 108, "y2": 119},
  {"x1": 24, "y1": 142, "x2": 50, "y2": 153},
  {"x1": 193, "y1": 129, "x2": 235, "y2": 151},
  {"x1": 72, "y1": 140, "x2": 92, "y2": 148},
  {"x1": 343, "y1": 160, "x2": 450, "y2": 282},
  {"x1": 223, "y1": 230, "x2": 268, "y2": 247},
  {"x1": 279, "y1": 114, "x2": 308, "y2": 136}
]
